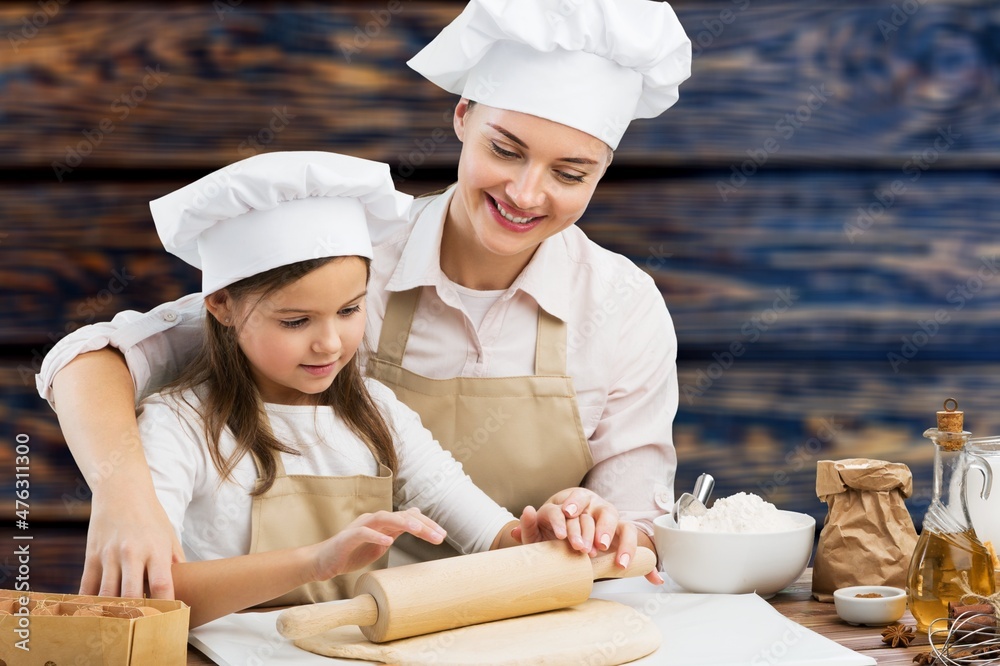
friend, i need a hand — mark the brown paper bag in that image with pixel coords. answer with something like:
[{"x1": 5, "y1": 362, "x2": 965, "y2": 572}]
[{"x1": 811, "y1": 458, "x2": 918, "y2": 602}]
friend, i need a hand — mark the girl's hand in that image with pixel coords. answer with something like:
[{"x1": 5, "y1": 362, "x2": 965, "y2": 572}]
[
  {"x1": 311, "y1": 507, "x2": 446, "y2": 582},
  {"x1": 514, "y1": 488, "x2": 664, "y2": 585}
]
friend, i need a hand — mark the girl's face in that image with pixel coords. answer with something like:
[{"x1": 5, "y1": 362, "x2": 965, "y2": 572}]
[
  {"x1": 450, "y1": 101, "x2": 612, "y2": 263},
  {"x1": 225, "y1": 258, "x2": 368, "y2": 405}
]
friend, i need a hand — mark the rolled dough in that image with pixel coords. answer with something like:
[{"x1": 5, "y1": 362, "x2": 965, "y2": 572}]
[{"x1": 294, "y1": 599, "x2": 660, "y2": 666}]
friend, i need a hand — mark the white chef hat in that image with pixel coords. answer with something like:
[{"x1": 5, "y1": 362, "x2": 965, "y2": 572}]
[
  {"x1": 407, "y1": 0, "x2": 691, "y2": 150},
  {"x1": 150, "y1": 151, "x2": 412, "y2": 294}
]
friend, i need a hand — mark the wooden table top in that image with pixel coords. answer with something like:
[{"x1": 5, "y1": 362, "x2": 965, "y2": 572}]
[
  {"x1": 768, "y1": 571, "x2": 929, "y2": 665},
  {"x1": 185, "y1": 569, "x2": 931, "y2": 665}
]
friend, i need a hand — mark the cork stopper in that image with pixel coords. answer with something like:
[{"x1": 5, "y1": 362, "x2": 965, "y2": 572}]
[
  {"x1": 937, "y1": 398, "x2": 963, "y2": 433},
  {"x1": 929, "y1": 398, "x2": 967, "y2": 451}
]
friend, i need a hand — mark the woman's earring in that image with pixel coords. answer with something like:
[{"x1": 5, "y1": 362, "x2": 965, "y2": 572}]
[{"x1": 224, "y1": 317, "x2": 231, "y2": 325}]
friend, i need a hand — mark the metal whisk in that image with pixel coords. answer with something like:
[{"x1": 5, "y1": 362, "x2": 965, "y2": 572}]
[{"x1": 928, "y1": 610, "x2": 1000, "y2": 664}]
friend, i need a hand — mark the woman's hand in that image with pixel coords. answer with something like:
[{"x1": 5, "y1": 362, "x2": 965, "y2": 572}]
[
  {"x1": 54, "y1": 348, "x2": 186, "y2": 598},
  {"x1": 81, "y1": 485, "x2": 185, "y2": 599},
  {"x1": 514, "y1": 488, "x2": 664, "y2": 584},
  {"x1": 311, "y1": 508, "x2": 446, "y2": 582}
]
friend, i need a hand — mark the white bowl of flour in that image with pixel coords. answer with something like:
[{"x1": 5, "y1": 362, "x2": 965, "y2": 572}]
[{"x1": 654, "y1": 493, "x2": 816, "y2": 598}]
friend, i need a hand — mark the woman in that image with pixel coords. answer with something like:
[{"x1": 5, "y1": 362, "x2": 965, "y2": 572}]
[{"x1": 38, "y1": 0, "x2": 691, "y2": 598}]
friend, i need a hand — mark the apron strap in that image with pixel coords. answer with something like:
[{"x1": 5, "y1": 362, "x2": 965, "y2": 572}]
[
  {"x1": 535, "y1": 308, "x2": 568, "y2": 377},
  {"x1": 380, "y1": 286, "x2": 567, "y2": 376},
  {"x1": 250, "y1": 449, "x2": 289, "y2": 489},
  {"x1": 376, "y1": 289, "x2": 421, "y2": 366}
]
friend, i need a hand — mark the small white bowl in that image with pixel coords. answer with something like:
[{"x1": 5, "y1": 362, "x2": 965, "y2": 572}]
[
  {"x1": 833, "y1": 586, "x2": 907, "y2": 626},
  {"x1": 653, "y1": 510, "x2": 815, "y2": 598}
]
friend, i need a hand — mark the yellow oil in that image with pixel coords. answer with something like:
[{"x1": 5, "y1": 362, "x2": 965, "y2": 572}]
[{"x1": 907, "y1": 528, "x2": 996, "y2": 631}]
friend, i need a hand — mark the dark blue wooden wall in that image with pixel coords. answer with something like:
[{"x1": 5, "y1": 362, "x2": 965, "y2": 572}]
[{"x1": 2, "y1": 1, "x2": 999, "y2": 593}]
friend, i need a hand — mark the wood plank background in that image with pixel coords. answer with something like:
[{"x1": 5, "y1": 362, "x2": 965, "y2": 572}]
[
  {"x1": 2, "y1": 2, "x2": 998, "y2": 168},
  {"x1": 2, "y1": 0, "x2": 999, "y2": 593}
]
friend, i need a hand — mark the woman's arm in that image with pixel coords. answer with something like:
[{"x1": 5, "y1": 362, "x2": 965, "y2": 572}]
[
  {"x1": 52, "y1": 348, "x2": 184, "y2": 599},
  {"x1": 41, "y1": 294, "x2": 206, "y2": 597},
  {"x1": 176, "y1": 508, "x2": 445, "y2": 628},
  {"x1": 583, "y1": 270, "x2": 678, "y2": 546}
]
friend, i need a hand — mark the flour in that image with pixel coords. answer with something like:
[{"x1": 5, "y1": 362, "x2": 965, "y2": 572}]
[{"x1": 678, "y1": 492, "x2": 797, "y2": 533}]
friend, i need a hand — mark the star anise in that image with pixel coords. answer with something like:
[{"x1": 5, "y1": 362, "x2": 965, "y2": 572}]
[
  {"x1": 881, "y1": 623, "x2": 916, "y2": 648},
  {"x1": 912, "y1": 652, "x2": 936, "y2": 665}
]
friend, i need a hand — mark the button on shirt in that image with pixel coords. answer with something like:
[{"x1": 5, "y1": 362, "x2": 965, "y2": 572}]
[{"x1": 37, "y1": 185, "x2": 679, "y2": 536}]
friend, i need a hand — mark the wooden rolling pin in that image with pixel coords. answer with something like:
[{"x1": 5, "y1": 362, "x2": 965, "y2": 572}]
[{"x1": 276, "y1": 540, "x2": 655, "y2": 643}]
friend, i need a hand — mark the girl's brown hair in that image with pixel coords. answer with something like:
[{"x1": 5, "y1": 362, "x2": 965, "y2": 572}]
[{"x1": 169, "y1": 257, "x2": 397, "y2": 494}]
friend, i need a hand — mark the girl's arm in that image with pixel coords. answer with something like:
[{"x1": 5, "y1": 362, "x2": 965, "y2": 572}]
[
  {"x1": 370, "y1": 380, "x2": 517, "y2": 555},
  {"x1": 372, "y1": 381, "x2": 643, "y2": 559},
  {"x1": 178, "y1": 503, "x2": 649, "y2": 626},
  {"x1": 489, "y1": 520, "x2": 521, "y2": 550},
  {"x1": 52, "y1": 348, "x2": 183, "y2": 599},
  {"x1": 176, "y1": 508, "x2": 446, "y2": 628}
]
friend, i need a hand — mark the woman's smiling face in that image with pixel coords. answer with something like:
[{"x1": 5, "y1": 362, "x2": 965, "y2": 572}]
[{"x1": 449, "y1": 100, "x2": 612, "y2": 265}]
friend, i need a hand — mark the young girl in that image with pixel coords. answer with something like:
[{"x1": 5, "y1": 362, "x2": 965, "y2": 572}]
[{"x1": 138, "y1": 151, "x2": 596, "y2": 628}]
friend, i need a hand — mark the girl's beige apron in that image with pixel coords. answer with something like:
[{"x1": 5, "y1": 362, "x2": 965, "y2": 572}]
[
  {"x1": 368, "y1": 287, "x2": 593, "y2": 560},
  {"x1": 249, "y1": 453, "x2": 393, "y2": 605}
]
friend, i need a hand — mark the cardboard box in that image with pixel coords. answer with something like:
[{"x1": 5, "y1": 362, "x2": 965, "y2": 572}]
[{"x1": 0, "y1": 589, "x2": 189, "y2": 665}]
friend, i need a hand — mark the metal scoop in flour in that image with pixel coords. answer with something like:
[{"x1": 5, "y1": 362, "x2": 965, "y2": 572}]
[{"x1": 672, "y1": 473, "x2": 715, "y2": 523}]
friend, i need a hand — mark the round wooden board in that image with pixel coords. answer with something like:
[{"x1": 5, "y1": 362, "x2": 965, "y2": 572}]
[{"x1": 294, "y1": 598, "x2": 661, "y2": 666}]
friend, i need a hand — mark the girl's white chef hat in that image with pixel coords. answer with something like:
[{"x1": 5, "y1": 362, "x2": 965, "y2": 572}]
[
  {"x1": 150, "y1": 151, "x2": 412, "y2": 294},
  {"x1": 408, "y1": 0, "x2": 691, "y2": 150}
]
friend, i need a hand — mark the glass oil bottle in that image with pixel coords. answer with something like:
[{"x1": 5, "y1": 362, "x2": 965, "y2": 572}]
[{"x1": 906, "y1": 399, "x2": 995, "y2": 631}]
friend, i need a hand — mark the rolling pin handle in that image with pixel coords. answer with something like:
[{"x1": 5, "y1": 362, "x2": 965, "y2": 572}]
[
  {"x1": 590, "y1": 546, "x2": 656, "y2": 580},
  {"x1": 276, "y1": 593, "x2": 379, "y2": 640}
]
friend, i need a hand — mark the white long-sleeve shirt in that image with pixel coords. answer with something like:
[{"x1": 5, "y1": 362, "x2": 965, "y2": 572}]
[
  {"x1": 38, "y1": 186, "x2": 679, "y2": 535},
  {"x1": 139, "y1": 379, "x2": 515, "y2": 561}
]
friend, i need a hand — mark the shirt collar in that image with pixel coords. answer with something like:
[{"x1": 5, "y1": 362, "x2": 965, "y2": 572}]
[
  {"x1": 385, "y1": 187, "x2": 453, "y2": 293},
  {"x1": 508, "y1": 230, "x2": 572, "y2": 322},
  {"x1": 387, "y1": 184, "x2": 572, "y2": 322}
]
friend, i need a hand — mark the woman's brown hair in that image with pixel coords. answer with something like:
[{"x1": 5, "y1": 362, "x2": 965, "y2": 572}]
[{"x1": 168, "y1": 257, "x2": 397, "y2": 494}]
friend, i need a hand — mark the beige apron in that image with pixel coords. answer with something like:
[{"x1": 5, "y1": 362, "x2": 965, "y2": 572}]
[
  {"x1": 368, "y1": 287, "x2": 593, "y2": 560},
  {"x1": 248, "y1": 452, "x2": 393, "y2": 606}
]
